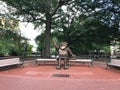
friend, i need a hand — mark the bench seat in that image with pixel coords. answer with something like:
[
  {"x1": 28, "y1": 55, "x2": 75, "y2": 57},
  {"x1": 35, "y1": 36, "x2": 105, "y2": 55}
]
[
  {"x1": 35, "y1": 58, "x2": 93, "y2": 67},
  {"x1": 0, "y1": 58, "x2": 23, "y2": 68},
  {"x1": 107, "y1": 59, "x2": 120, "y2": 68},
  {"x1": 70, "y1": 59, "x2": 93, "y2": 67}
]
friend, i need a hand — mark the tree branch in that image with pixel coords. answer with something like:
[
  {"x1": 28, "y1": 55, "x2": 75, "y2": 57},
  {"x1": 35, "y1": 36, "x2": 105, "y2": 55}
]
[
  {"x1": 51, "y1": 0, "x2": 73, "y2": 16},
  {"x1": 52, "y1": 15, "x2": 61, "y2": 20},
  {"x1": 29, "y1": 13, "x2": 46, "y2": 23}
]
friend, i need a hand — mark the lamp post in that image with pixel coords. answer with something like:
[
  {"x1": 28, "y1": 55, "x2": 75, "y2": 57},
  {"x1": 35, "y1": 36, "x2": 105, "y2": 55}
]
[{"x1": 23, "y1": 39, "x2": 27, "y2": 58}]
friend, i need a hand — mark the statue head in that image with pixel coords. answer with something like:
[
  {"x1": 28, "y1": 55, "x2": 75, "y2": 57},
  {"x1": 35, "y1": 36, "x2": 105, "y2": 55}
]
[{"x1": 59, "y1": 42, "x2": 68, "y2": 50}]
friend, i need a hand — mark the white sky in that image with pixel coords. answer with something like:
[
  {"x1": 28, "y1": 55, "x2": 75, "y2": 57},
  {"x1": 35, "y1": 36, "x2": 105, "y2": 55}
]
[{"x1": 19, "y1": 22, "x2": 41, "y2": 52}]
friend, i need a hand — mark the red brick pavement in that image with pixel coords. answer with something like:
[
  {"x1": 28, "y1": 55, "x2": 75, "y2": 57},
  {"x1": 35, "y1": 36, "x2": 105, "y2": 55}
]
[{"x1": 0, "y1": 61, "x2": 120, "y2": 90}]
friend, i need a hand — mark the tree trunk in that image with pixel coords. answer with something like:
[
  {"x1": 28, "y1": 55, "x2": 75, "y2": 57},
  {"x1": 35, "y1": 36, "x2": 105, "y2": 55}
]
[{"x1": 44, "y1": 19, "x2": 51, "y2": 58}]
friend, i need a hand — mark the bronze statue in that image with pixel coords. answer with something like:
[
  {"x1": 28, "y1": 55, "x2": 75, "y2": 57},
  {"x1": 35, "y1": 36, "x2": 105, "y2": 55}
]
[{"x1": 53, "y1": 40, "x2": 75, "y2": 69}]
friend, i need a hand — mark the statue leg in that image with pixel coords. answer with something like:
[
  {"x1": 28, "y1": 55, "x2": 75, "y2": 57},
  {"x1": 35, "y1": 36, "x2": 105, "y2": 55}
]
[
  {"x1": 67, "y1": 59, "x2": 69, "y2": 68},
  {"x1": 56, "y1": 57, "x2": 61, "y2": 69},
  {"x1": 64, "y1": 58, "x2": 69, "y2": 69}
]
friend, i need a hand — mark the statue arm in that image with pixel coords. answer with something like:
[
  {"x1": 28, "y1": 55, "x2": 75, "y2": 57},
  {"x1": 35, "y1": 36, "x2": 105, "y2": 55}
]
[
  {"x1": 52, "y1": 40, "x2": 59, "y2": 49},
  {"x1": 67, "y1": 47, "x2": 75, "y2": 56}
]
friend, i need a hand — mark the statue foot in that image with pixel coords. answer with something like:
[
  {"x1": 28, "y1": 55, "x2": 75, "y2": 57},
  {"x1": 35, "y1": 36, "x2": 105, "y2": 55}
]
[
  {"x1": 56, "y1": 65, "x2": 61, "y2": 70},
  {"x1": 64, "y1": 65, "x2": 69, "y2": 69}
]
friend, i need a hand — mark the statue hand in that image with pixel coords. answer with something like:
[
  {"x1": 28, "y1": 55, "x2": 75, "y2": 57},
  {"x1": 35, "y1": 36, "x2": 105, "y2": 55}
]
[
  {"x1": 72, "y1": 55, "x2": 76, "y2": 59},
  {"x1": 52, "y1": 39, "x2": 56, "y2": 44}
]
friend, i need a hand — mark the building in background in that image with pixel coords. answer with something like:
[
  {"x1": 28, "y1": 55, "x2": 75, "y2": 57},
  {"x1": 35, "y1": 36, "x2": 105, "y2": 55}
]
[
  {"x1": 110, "y1": 40, "x2": 120, "y2": 58},
  {"x1": 0, "y1": 18, "x2": 19, "y2": 30}
]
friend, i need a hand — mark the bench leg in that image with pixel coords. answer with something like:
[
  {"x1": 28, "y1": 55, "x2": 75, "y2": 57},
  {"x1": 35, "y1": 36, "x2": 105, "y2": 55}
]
[
  {"x1": 106, "y1": 64, "x2": 112, "y2": 69},
  {"x1": 35, "y1": 61, "x2": 40, "y2": 66},
  {"x1": 17, "y1": 63, "x2": 24, "y2": 68},
  {"x1": 90, "y1": 62, "x2": 94, "y2": 67}
]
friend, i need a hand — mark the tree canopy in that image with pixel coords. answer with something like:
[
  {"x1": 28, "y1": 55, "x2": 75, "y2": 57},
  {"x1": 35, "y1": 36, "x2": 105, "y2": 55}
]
[{"x1": 1, "y1": 0, "x2": 120, "y2": 56}]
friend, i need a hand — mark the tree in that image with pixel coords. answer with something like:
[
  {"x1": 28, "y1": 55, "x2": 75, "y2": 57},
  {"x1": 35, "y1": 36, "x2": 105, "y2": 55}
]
[
  {"x1": 2, "y1": 0, "x2": 120, "y2": 56},
  {"x1": 35, "y1": 32, "x2": 45, "y2": 57},
  {"x1": 1, "y1": 0, "x2": 75, "y2": 57},
  {"x1": 0, "y1": 26, "x2": 20, "y2": 56},
  {"x1": 51, "y1": 0, "x2": 120, "y2": 55},
  {"x1": 0, "y1": 17, "x2": 30, "y2": 56}
]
